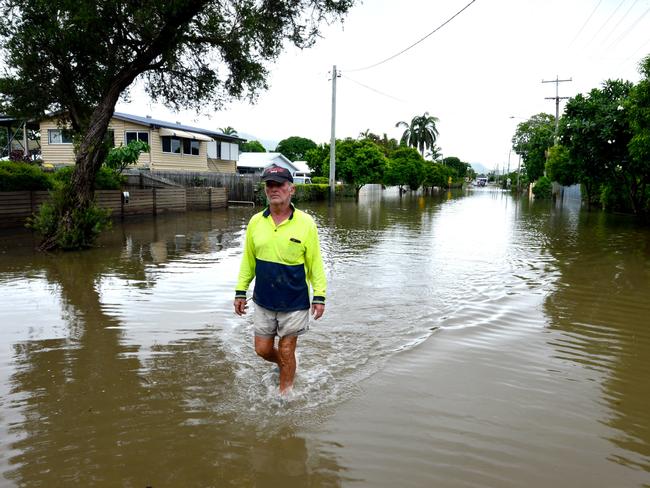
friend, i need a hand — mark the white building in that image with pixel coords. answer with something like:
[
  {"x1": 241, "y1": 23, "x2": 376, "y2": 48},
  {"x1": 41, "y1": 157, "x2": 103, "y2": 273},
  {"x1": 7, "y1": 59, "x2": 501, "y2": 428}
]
[{"x1": 237, "y1": 152, "x2": 298, "y2": 175}]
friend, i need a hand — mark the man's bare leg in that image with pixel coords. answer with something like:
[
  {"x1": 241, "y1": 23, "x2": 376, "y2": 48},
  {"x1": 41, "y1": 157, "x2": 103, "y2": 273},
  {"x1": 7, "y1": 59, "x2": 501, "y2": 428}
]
[
  {"x1": 277, "y1": 335, "x2": 298, "y2": 394},
  {"x1": 255, "y1": 336, "x2": 280, "y2": 365},
  {"x1": 254, "y1": 335, "x2": 298, "y2": 394}
]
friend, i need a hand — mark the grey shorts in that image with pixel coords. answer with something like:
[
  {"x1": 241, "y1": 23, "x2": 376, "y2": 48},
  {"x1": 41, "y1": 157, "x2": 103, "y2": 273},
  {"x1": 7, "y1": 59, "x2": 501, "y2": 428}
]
[{"x1": 254, "y1": 304, "x2": 310, "y2": 338}]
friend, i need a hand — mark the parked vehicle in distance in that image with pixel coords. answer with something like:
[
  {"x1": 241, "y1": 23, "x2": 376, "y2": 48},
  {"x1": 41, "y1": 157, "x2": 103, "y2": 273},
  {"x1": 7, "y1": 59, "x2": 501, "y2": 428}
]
[
  {"x1": 293, "y1": 172, "x2": 312, "y2": 184},
  {"x1": 475, "y1": 177, "x2": 488, "y2": 187}
]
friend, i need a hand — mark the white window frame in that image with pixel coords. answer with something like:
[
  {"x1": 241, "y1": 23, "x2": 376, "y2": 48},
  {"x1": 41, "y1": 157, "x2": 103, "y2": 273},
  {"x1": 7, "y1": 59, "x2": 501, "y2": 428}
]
[
  {"x1": 124, "y1": 130, "x2": 150, "y2": 145},
  {"x1": 48, "y1": 129, "x2": 73, "y2": 144}
]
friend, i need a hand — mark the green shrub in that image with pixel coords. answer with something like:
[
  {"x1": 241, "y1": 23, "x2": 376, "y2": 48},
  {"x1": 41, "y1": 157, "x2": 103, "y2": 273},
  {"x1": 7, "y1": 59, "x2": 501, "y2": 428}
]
[
  {"x1": 293, "y1": 184, "x2": 329, "y2": 202},
  {"x1": 51, "y1": 165, "x2": 124, "y2": 190},
  {"x1": 0, "y1": 161, "x2": 52, "y2": 191},
  {"x1": 311, "y1": 176, "x2": 329, "y2": 184},
  {"x1": 532, "y1": 176, "x2": 552, "y2": 199},
  {"x1": 27, "y1": 184, "x2": 111, "y2": 250}
]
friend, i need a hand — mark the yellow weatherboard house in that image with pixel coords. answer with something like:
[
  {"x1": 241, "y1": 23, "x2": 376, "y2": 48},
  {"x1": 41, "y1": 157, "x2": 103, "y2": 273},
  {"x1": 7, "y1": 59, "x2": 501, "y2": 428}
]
[{"x1": 40, "y1": 112, "x2": 243, "y2": 173}]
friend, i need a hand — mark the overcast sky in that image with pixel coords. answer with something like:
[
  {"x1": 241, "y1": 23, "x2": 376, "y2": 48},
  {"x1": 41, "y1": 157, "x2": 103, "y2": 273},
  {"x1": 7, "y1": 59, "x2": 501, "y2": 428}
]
[{"x1": 117, "y1": 0, "x2": 650, "y2": 171}]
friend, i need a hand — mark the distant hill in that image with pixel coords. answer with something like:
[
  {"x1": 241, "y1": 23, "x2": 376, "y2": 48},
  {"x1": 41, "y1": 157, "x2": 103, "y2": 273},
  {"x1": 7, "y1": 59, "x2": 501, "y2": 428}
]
[{"x1": 471, "y1": 162, "x2": 490, "y2": 175}]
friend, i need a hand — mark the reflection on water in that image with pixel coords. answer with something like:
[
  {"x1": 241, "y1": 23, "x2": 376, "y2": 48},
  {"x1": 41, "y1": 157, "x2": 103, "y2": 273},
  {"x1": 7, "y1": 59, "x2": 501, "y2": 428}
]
[{"x1": 0, "y1": 189, "x2": 649, "y2": 486}]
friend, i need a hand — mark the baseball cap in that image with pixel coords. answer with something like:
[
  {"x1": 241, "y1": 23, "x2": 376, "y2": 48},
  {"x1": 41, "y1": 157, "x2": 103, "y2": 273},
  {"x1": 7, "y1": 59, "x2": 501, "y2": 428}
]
[{"x1": 262, "y1": 164, "x2": 293, "y2": 183}]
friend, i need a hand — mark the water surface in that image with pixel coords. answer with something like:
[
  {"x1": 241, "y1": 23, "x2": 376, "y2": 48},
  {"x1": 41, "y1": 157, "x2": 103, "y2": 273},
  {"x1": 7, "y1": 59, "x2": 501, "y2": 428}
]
[{"x1": 0, "y1": 188, "x2": 649, "y2": 487}]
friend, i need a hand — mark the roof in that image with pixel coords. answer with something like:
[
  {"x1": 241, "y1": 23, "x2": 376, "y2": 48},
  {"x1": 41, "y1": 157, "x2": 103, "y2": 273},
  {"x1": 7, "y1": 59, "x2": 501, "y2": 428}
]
[
  {"x1": 292, "y1": 161, "x2": 311, "y2": 174},
  {"x1": 112, "y1": 112, "x2": 245, "y2": 142},
  {"x1": 237, "y1": 152, "x2": 298, "y2": 172}
]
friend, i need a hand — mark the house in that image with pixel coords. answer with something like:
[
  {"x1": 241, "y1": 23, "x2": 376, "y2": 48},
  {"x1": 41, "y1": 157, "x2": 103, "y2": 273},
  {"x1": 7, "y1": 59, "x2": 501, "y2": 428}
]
[
  {"x1": 39, "y1": 112, "x2": 244, "y2": 173},
  {"x1": 237, "y1": 152, "x2": 298, "y2": 175}
]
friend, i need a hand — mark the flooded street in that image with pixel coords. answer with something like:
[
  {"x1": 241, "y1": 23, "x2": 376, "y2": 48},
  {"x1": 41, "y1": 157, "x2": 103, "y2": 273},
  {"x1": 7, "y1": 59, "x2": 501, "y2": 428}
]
[{"x1": 1, "y1": 187, "x2": 649, "y2": 487}]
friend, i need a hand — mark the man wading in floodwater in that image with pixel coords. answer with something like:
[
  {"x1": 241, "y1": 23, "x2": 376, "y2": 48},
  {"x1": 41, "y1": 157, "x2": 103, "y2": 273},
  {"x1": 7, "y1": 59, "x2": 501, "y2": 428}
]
[{"x1": 234, "y1": 165, "x2": 326, "y2": 394}]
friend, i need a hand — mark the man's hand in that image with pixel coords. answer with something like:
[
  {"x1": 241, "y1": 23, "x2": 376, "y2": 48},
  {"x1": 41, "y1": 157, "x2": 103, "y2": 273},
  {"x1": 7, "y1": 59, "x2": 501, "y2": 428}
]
[
  {"x1": 311, "y1": 303, "x2": 325, "y2": 320},
  {"x1": 234, "y1": 298, "x2": 247, "y2": 316}
]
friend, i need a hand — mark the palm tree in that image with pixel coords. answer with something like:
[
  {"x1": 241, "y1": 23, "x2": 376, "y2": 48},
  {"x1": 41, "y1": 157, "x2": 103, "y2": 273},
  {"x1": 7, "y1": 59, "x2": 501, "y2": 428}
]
[
  {"x1": 395, "y1": 112, "x2": 439, "y2": 156},
  {"x1": 219, "y1": 126, "x2": 238, "y2": 136}
]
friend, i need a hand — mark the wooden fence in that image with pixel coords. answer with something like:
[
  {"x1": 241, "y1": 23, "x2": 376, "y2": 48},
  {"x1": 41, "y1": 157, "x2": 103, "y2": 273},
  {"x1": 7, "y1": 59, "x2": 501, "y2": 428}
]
[
  {"x1": 149, "y1": 171, "x2": 258, "y2": 202},
  {"x1": 0, "y1": 187, "x2": 228, "y2": 229}
]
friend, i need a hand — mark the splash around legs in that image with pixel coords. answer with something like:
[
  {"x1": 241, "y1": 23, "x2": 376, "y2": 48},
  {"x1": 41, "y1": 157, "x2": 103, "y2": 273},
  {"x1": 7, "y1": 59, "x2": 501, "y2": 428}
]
[{"x1": 255, "y1": 335, "x2": 298, "y2": 395}]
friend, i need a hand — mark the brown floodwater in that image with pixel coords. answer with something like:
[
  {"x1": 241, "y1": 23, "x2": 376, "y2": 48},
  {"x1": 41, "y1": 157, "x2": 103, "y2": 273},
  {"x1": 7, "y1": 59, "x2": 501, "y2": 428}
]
[{"x1": 0, "y1": 187, "x2": 649, "y2": 487}]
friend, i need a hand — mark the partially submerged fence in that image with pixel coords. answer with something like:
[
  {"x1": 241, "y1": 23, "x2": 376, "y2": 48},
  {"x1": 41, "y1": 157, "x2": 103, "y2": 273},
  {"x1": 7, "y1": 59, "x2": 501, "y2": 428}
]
[
  {"x1": 149, "y1": 171, "x2": 259, "y2": 202},
  {"x1": 0, "y1": 187, "x2": 228, "y2": 229}
]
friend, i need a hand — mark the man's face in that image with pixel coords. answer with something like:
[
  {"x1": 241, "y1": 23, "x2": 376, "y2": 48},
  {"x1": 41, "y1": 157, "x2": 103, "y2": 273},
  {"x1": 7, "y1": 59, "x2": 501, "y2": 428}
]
[{"x1": 265, "y1": 180, "x2": 294, "y2": 205}]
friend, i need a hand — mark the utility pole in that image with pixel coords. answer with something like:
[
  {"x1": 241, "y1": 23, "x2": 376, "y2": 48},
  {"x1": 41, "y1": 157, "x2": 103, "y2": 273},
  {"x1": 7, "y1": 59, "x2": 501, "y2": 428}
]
[
  {"x1": 542, "y1": 75, "x2": 572, "y2": 139},
  {"x1": 329, "y1": 65, "x2": 340, "y2": 205}
]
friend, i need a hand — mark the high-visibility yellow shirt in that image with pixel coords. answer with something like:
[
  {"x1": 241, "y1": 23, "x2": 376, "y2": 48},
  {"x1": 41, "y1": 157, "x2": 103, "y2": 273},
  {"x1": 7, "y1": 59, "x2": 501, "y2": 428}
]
[{"x1": 235, "y1": 205, "x2": 326, "y2": 312}]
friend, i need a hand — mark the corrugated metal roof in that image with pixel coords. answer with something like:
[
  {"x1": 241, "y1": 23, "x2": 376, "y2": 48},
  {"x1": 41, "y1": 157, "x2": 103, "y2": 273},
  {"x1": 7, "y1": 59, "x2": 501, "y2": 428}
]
[
  {"x1": 113, "y1": 112, "x2": 245, "y2": 142},
  {"x1": 237, "y1": 152, "x2": 297, "y2": 172}
]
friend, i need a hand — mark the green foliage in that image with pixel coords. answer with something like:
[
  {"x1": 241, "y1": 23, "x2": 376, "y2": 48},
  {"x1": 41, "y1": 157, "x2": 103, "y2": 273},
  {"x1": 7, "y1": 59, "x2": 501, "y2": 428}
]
[
  {"x1": 240, "y1": 140, "x2": 266, "y2": 153},
  {"x1": 560, "y1": 79, "x2": 635, "y2": 210},
  {"x1": 305, "y1": 144, "x2": 330, "y2": 177},
  {"x1": 0, "y1": 161, "x2": 52, "y2": 191},
  {"x1": 512, "y1": 113, "x2": 555, "y2": 182},
  {"x1": 626, "y1": 54, "x2": 650, "y2": 212},
  {"x1": 275, "y1": 136, "x2": 317, "y2": 161},
  {"x1": 311, "y1": 176, "x2": 329, "y2": 184},
  {"x1": 396, "y1": 112, "x2": 440, "y2": 156},
  {"x1": 27, "y1": 184, "x2": 111, "y2": 250},
  {"x1": 358, "y1": 131, "x2": 399, "y2": 156},
  {"x1": 442, "y1": 156, "x2": 470, "y2": 178},
  {"x1": 332, "y1": 139, "x2": 387, "y2": 195},
  {"x1": 545, "y1": 144, "x2": 578, "y2": 186},
  {"x1": 219, "y1": 126, "x2": 238, "y2": 136},
  {"x1": 384, "y1": 147, "x2": 425, "y2": 190},
  {"x1": 104, "y1": 140, "x2": 150, "y2": 174},
  {"x1": 423, "y1": 161, "x2": 454, "y2": 188},
  {"x1": 305, "y1": 139, "x2": 387, "y2": 195},
  {"x1": 52, "y1": 166, "x2": 124, "y2": 190},
  {"x1": 292, "y1": 184, "x2": 330, "y2": 202},
  {"x1": 532, "y1": 176, "x2": 552, "y2": 199}
]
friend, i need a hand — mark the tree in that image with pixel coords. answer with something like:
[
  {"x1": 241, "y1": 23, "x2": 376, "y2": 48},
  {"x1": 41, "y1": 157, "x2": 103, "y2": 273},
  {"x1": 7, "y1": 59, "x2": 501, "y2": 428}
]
[
  {"x1": 304, "y1": 144, "x2": 329, "y2": 177},
  {"x1": 104, "y1": 140, "x2": 150, "y2": 175},
  {"x1": 396, "y1": 112, "x2": 439, "y2": 156},
  {"x1": 384, "y1": 147, "x2": 425, "y2": 192},
  {"x1": 545, "y1": 144, "x2": 578, "y2": 187},
  {"x1": 442, "y1": 156, "x2": 469, "y2": 179},
  {"x1": 240, "y1": 140, "x2": 266, "y2": 153},
  {"x1": 275, "y1": 136, "x2": 317, "y2": 161},
  {"x1": 312, "y1": 139, "x2": 386, "y2": 198},
  {"x1": 219, "y1": 126, "x2": 238, "y2": 136},
  {"x1": 626, "y1": 54, "x2": 650, "y2": 213},
  {"x1": 423, "y1": 161, "x2": 453, "y2": 190},
  {"x1": 0, "y1": 0, "x2": 354, "y2": 249},
  {"x1": 560, "y1": 80, "x2": 634, "y2": 209},
  {"x1": 511, "y1": 113, "x2": 555, "y2": 183}
]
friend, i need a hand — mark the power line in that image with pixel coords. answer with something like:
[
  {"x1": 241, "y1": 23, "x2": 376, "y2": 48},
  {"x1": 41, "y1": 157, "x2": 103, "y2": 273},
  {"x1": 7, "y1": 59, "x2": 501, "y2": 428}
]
[
  {"x1": 585, "y1": 0, "x2": 627, "y2": 47},
  {"x1": 600, "y1": 0, "x2": 639, "y2": 46},
  {"x1": 568, "y1": 0, "x2": 603, "y2": 48},
  {"x1": 608, "y1": 4, "x2": 650, "y2": 49},
  {"x1": 340, "y1": 74, "x2": 408, "y2": 103},
  {"x1": 344, "y1": 0, "x2": 478, "y2": 73}
]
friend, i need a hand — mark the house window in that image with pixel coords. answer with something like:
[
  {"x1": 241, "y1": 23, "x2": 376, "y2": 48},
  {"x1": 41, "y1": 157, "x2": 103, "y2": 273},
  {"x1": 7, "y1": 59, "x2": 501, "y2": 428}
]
[
  {"x1": 162, "y1": 136, "x2": 181, "y2": 154},
  {"x1": 48, "y1": 129, "x2": 73, "y2": 144},
  {"x1": 183, "y1": 139, "x2": 200, "y2": 156},
  {"x1": 125, "y1": 130, "x2": 149, "y2": 145}
]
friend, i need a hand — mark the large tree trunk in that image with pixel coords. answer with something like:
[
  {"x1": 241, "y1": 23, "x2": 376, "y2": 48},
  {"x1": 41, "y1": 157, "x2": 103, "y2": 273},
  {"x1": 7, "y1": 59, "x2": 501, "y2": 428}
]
[{"x1": 70, "y1": 101, "x2": 115, "y2": 206}]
